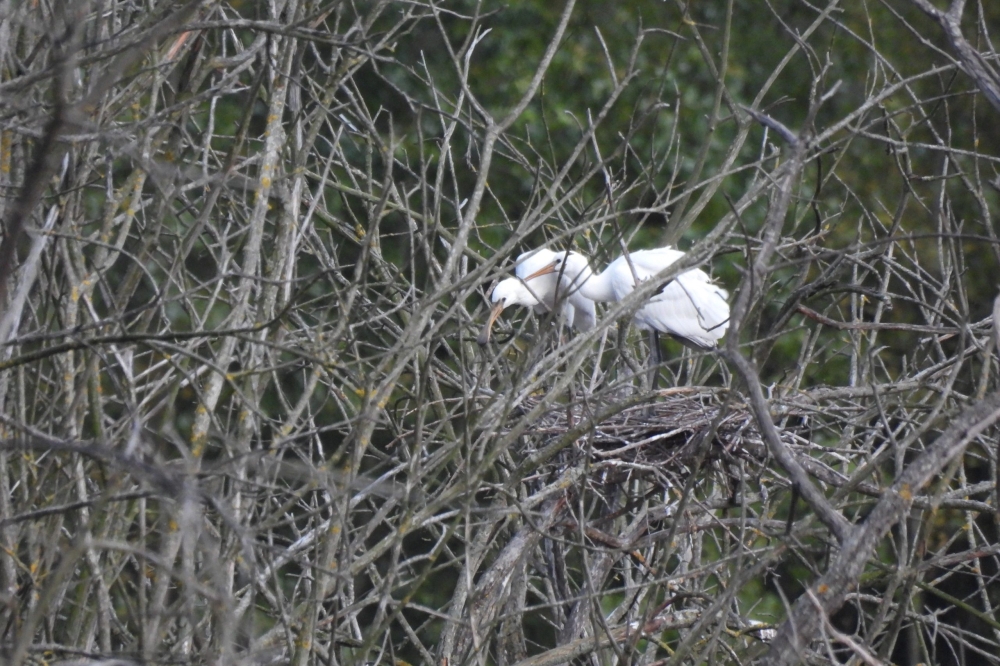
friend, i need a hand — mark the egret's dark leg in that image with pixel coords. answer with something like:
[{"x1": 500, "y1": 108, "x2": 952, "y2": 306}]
[
  {"x1": 553, "y1": 323, "x2": 574, "y2": 429},
  {"x1": 647, "y1": 329, "x2": 662, "y2": 392},
  {"x1": 566, "y1": 376, "x2": 575, "y2": 430},
  {"x1": 561, "y1": 330, "x2": 574, "y2": 424}
]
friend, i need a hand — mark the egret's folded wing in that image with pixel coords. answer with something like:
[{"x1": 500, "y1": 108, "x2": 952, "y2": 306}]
[{"x1": 637, "y1": 275, "x2": 730, "y2": 348}]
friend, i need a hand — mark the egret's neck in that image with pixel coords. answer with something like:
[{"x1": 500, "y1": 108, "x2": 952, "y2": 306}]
[{"x1": 577, "y1": 269, "x2": 616, "y2": 303}]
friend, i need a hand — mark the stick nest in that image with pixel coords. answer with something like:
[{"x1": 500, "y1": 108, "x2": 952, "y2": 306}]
[{"x1": 516, "y1": 387, "x2": 785, "y2": 485}]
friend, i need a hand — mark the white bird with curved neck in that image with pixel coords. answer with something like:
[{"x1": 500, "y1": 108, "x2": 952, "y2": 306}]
[{"x1": 478, "y1": 248, "x2": 597, "y2": 345}]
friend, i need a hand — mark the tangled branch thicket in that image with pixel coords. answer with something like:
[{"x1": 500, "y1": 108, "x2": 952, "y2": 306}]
[{"x1": 2, "y1": 1, "x2": 1000, "y2": 665}]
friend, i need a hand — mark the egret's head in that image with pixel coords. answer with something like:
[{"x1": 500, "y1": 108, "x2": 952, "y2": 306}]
[
  {"x1": 477, "y1": 279, "x2": 538, "y2": 345},
  {"x1": 522, "y1": 250, "x2": 590, "y2": 282},
  {"x1": 514, "y1": 248, "x2": 559, "y2": 278}
]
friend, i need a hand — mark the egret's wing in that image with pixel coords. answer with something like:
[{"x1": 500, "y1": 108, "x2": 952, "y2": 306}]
[
  {"x1": 603, "y1": 246, "x2": 729, "y2": 346},
  {"x1": 636, "y1": 272, "x2": 730, "y2": 348}
]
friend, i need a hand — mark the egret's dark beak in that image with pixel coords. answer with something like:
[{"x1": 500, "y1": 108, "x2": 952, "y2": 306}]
[
  {"x1": 522, "y1": 260, "x2": 558, "y2": 281},
  {"x1": 477, "y1": 301, "x2": 506, "y2": 345}
]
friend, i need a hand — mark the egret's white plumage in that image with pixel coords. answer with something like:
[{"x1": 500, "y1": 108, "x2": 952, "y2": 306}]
[
  {"x1": 526, "y1": 247, "x2": 729, "y2": 349},
  {"x1": 477, "y1": 249, "x2": 597, "y2": 345}
]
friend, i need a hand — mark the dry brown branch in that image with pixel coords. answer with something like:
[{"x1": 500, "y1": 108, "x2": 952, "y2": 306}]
[{"x1": 1, "y1": 1, "x2": 999, "y2": 665}]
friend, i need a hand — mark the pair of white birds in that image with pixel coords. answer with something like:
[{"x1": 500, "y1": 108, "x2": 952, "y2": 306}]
[{"x1": 478, "y1": 246, "x2": 730, "y2": 350}]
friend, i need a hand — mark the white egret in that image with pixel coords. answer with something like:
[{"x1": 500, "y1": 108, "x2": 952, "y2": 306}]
[
  {"x1": 477, "y1": 248, "x2": 597, "y2": 345},
  {"x1": 524, "y1": 247, "x2": 730, "y2": 349}
]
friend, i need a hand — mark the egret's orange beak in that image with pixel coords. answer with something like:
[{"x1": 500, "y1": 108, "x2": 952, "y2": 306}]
[
  {"x1": 522, "y1": 260, "x2": 558, "y2": 281},
  {"x1": 477, "y1": 301, "x2": 506, "y2": 345}
]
